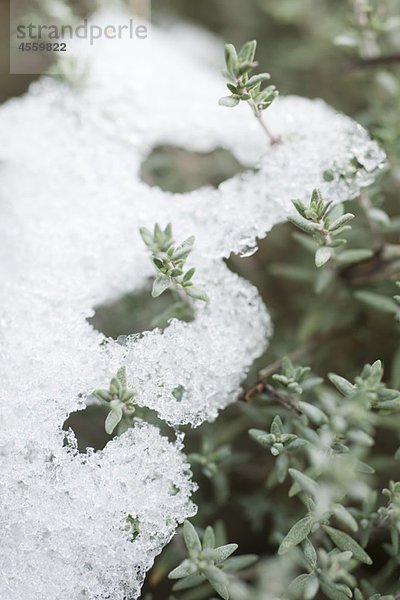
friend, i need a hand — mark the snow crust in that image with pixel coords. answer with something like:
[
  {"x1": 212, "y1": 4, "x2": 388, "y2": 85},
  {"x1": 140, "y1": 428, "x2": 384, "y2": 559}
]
[{"x1": 0, "y1": 7, "x2": 385, "y2": 600}]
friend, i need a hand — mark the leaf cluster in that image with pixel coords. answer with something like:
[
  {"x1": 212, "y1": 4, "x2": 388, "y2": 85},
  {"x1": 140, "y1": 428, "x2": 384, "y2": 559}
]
[
  {"x1": 140, "y1": 223, "x2": 209, "y2": 302},
  {"x1": 219, "y1": 40, "x2": 278, "y2": 116},
  {"x1": 168, "y1": 521, "x2": 257, "y2": 599},
  {"x1": 92, "y1": 366, "x2": 136, "y2": 434}
]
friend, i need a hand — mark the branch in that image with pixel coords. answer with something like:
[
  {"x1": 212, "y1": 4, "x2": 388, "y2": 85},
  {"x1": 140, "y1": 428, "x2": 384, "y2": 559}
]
[
  {"x1": 238, "y1": 382, "x2": 303, "y2": 415},
  {"x1": 343, "y1": 53, "x2": 400, "y2": 73}
]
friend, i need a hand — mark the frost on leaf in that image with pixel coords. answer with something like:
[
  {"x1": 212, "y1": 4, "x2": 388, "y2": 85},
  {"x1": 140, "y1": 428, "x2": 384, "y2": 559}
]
[{"x1": 0, "y1": 7, "x2": 385, "y2": 600}]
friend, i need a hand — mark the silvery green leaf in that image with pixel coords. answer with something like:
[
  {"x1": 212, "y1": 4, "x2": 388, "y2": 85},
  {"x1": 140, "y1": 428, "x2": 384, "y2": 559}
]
[
  {"x1": 278, "y1": 515, "x2": 314, "y2": 554},
  {"x1": 109, "y1": 377, "x2": 120, "y2": 395},
  {"x1": 332, "y1": 504, "x2": 358, "y2": 532},
  {"x1": 320, "y1": 581, "x2": 351, "y2": 600},
  {"x1": 186, "y1": 287, "x2": 210, "y2": 302},
  {"x1": 105, "y1": 401, "x2": 123, "y2": 435},
  {"x1": 153, "y1": 223, "x2": 162, "y2": 242},
  {"x1": 276, "y1": 453, "x2": 288, "y2": 483},
  {"x1": 219, "y1": 96, "x2": 240, "y2": 108},
  {"x1": 203, "y1": 565, "x2": 229, "y2": 600},
  {"x1": 172, "y1": 236, "x2": 195, "y2": 260},
  {"x1": 337, "y1": 249, "x2": 373, "y2": 264},
  {"x1": 152, "y1": 274, "x2": 171, "y2": 298},
  {"x1": 285, "y1": 438, "x2": 307, "y2": 451},
  {"x1": 328, "y1": 374, "x2": 356, "y2": 396},
  {"x1": 238, "y1": 39, "x2": 257, "y2": 62},
  {"x1": 139, "y1": 226, "x2": 153, "y2": 247},
  {"x1": 164, "y1": 222, "x2": 173, "y2": 238},
  {"x1": 169, "y1": 558, "x2": 197, "y2": 579},
  {"x1": 354, "y1": 291, "x2": 399, "y2": 314},
  {"x1": 315, "y1": 246, "x2": 332, "y2": 268},
  {"x1": 292, "y1": 199, "x2": 308, "y2": 218},
  {"x1": 356, "y1": 461, "x2": 375, "y2": 474},
  {"x1": 303, "y1": 537, "x2": 317, "y2": 567},
  {"x1": 224, "y1": 43, "x2": 238, "y2": 75},
  {"x1": 247, "y1": 73, "x2": 271, "y2": 87},
  {"x1": 288, "y1": 573, "x2": 317, "y2": 598},
  {"x1": 289, "y1": 468, "x2": 319, "y2": 497},
  {"x1": 298, "y1": 401, "x2": 328, "y2": 424},
  {"x1": 271, "y1": 415, "x2": 283, "y2": 434},
  {"x1": 202, "y1": 526, "x2": 215, "y2": 549},
  {"x1": 172, "y1": 574, "x2": 206, "y2": 591},
  {"x1": 322, "y1": 525, "x2": 372, "y2": 564},
  {"x1": 227, "y1": 83, "x2": 239, "y2": 94},
  {"x1": 249, "y1": 429, "x2": 272, "y2": 448},
  {"x1": 152, "y1": 256, "x2": 164, "y2": 270},
  {"x1": 329, "y1": 213, "x2": 355, "y2": 231},
  {"x1": 368, "y1": 208, "x2": 390, "y2": 227},
  {"x1": 183, "y1": 520, "x2": 201, "y2": 555},
  {"x1": 116, "y1": 366, "x2": 127, "y2": 387},
  {"x1": 92, "y1": 389, "x2": 111, "y2": 402},
  {"x1": 183, "y1": 268, "x2": 195, "y2": 283},
  {"x1": 288, "y1": 215, "x2": 321, "y2": 234},
  {"x1": 222, "y1": 554, "x2": 258, "y2": 572},
  {"x1": 212, "y1": 543, "x2": 238, "y2": 564}
]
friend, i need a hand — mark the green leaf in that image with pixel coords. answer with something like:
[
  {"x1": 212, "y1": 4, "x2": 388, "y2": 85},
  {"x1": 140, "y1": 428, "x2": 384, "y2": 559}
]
[
  {"x1": 278, "y1": 515, "x2": 314, "y2": 554},
  {"x1": 337, "y1": 249, "x2": 373, "y2": 264},
  {"x1": 183, "y1": 521, "x2": 202, "y2": 555},
  {"x1": 315, "y1": 246, "x2": 332, "y2": 268},
  {"x1": 354, "y1": 290, "x2": 399, "y2": 314},
  {"x1": 172, "y1": 574, "x2": 206, "y2": 591},
  {"x1": 288, "y1": 215, "x2": 321, "y2": 234},
  {"x1": 238, "y1": 39, "x2": 257, "y2": 62},
  {"x1": 329, "y1": 213, "x2": 355, "y2": 231},
  {"x1": 116, "y1": 366, "x2": 127, "y2": 387},
  {"x1": 287, "y1": 574, "x2": 316, "y2": 598},
  {"x1": 298, "y1": 401, "x2": 328, "y2": 425},
  {"x1": 247, "y1": 73, "x2": 271, "y2": 87},
  {"x1": 322, "y1": 525, "x2": 372, "y2": 564},
  {"x1": 105, "y1": 401, "x2": 123, "y2": 435},
  {"x1": 203, "y1": 526, "x2": 215, "y2": 549},
  {"x1": 328, "y1": 373, "x2": 356, "y2": 396},
  {"x1": 169, "y1": 559, "x2": 197, "y2": 579},
  {"x1": 183, "y1": 267, "x2": 196, "y2": 283},
  {"x1": 249, "y1": 429, "x2": 272, "y2": 448},
  {"x1": 92, "y1": 388, "x2": 111, "y2": 402},
  {"x1": 212, "y1": 543, "x2": 238, "y2": 564},
  {"x1": 222, "y1": 554, "x2": 258, "y2": 572},
  {"x1": 224, "y1": 43, "x2": 238, "y2": 75},
  {"x1": 152, "y1": 274, "x2": 171, "y2": 297},
  {"x1": 332, "y1": 504, "x2": 358, "y2": 532},
  {"x1": 303, "y1": 538, "x2": 317, "y2": 568},
  {"x1": 203, "y1": 565, "x2": 229, "y2": 600},
  {"x1": 271, "y1": 415, "x2": 283, "y2": 435},
  {"x1": 186, "y1": 286, "x2": 210, "y2": 302},
  {"x1": 320, "y1": 581, "x2": 352, "y2": 600},
  {"x1": 173, "y1": 236, "x2": 195, "y2": 260},
  {"x1": 139, "y1": 226, "x2": 153, "y2": 247},
  {"x1": 289, "y1": 468, "x2": 319, "y2": 497},
  {"x1": 219, "y1": 96, "x2": 240, "y2": 108}
]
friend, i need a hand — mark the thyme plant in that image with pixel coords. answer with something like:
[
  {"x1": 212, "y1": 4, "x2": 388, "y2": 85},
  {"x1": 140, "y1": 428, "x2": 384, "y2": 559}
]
[{"x1": 219, "y1": 40, "x2": 280, "y2": 144}]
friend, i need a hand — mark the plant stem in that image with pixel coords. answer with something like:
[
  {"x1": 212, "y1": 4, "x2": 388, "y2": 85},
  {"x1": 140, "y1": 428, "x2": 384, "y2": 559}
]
[
  {"x1": 246, "y1": 99, "x2": 281, "y2": 146},
  {"x1": 255, "y1": 113, "x2": 281, "y2": 146}
]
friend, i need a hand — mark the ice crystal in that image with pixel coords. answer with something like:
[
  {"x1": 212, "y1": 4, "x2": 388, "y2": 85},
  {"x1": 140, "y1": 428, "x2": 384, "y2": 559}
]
[{"x1": 0, "y1": 7, "x2": 385, "y2": 600}]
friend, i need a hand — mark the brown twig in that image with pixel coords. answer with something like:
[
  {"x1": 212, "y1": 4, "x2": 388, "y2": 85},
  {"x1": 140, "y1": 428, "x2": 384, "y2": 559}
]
[
  {"x1": 343, "y1": 53, "x2": 400, "y2": 73},
  {"x1": 239, "y1": 382, "x2": 303, "y2": 415}
]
